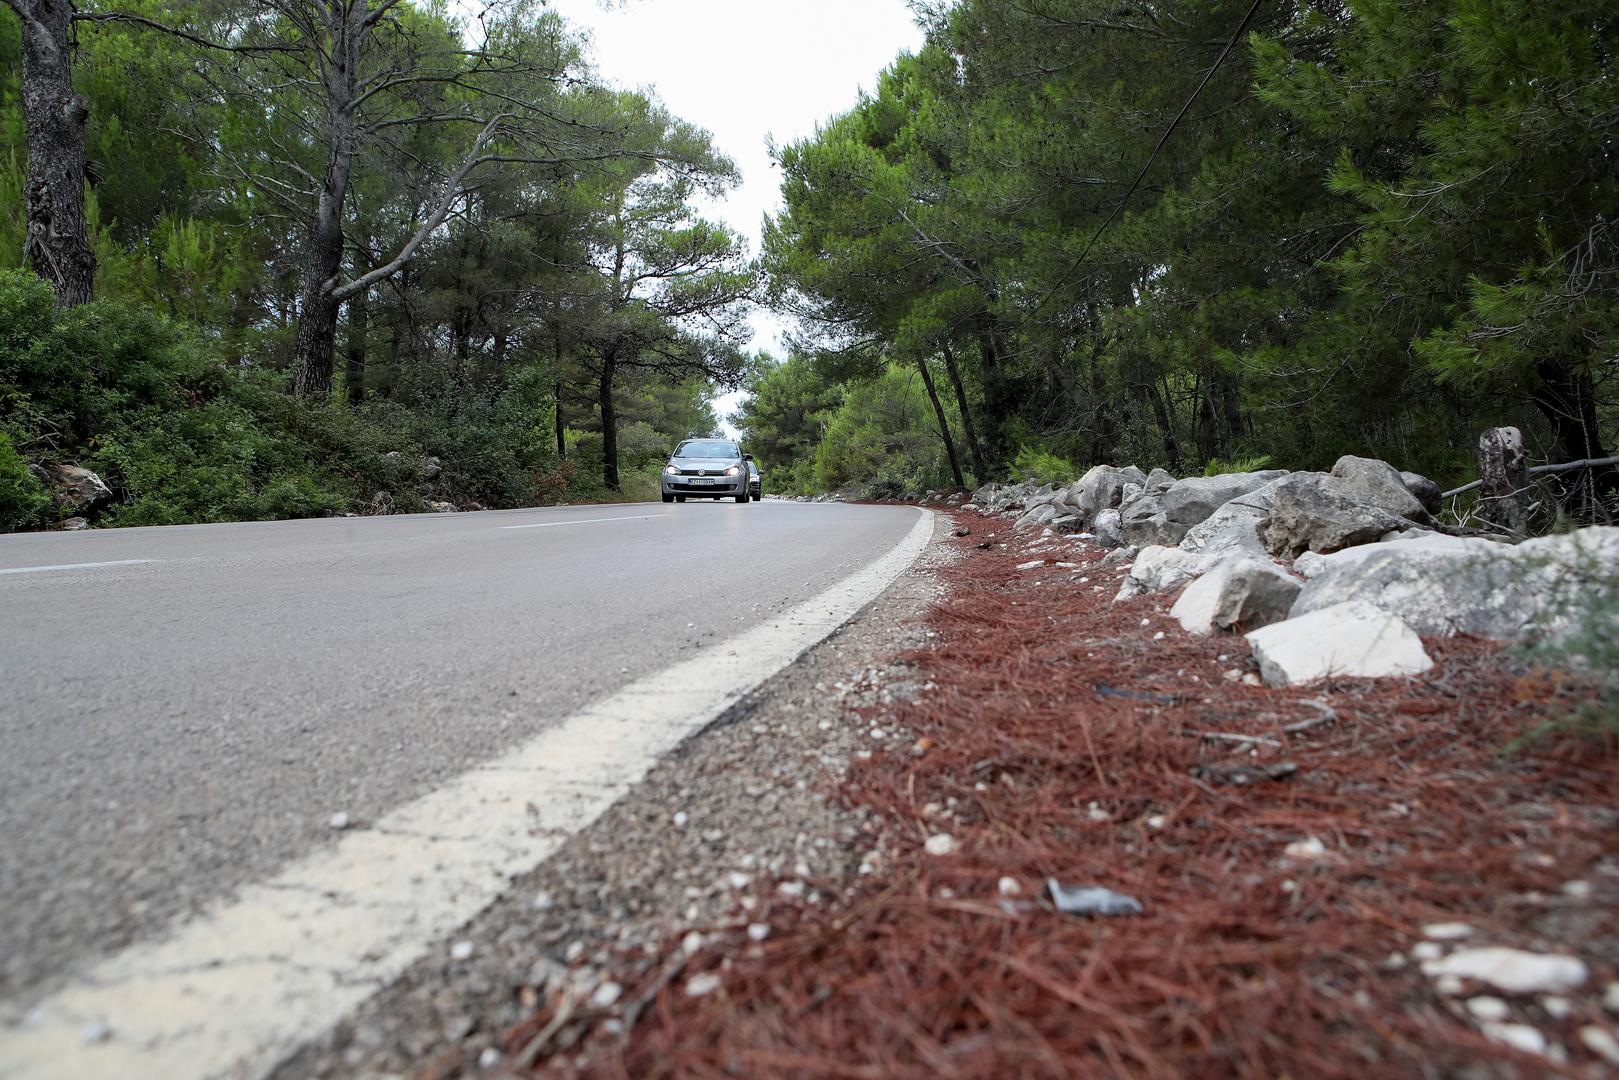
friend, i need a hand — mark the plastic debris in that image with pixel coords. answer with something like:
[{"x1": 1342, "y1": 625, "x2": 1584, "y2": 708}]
[{"x1": 1047, "y1": 880, "x2": 1143, "y2": 917}]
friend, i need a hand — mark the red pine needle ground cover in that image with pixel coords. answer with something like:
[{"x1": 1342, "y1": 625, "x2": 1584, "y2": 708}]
[{"x1": 510, "y1": 511, "x2": 1618, "y2": 1079}]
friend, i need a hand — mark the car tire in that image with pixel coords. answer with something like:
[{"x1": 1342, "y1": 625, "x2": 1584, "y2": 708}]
[
  {"x1": 675, "y1": 496, "x2": 686, "y2": 503},
  {"x1": 734, "y1": 492, "x2": 748, "y2": 504},
  {"x1": 751, "y1": 492, "x2": 761, "y2": 501},
  {"x1": 661, "y1": 493, "x2": 674, "y2": 503}
]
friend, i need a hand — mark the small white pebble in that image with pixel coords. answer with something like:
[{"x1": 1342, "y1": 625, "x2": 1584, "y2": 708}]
[
  {"x1": 450, "y1": 941, "x2": 474, "y2": 962},
  {"x1": 1480, "y1": 1022, "x2": 1548, "y2": 1056},
  {"x1": 681, "y1": 931, "x2": 705, "y2": 956},
  {"x1": 1140, "y1": 618, "x2": 1151, "y2": 627},
  {"x1": 1466, "y1": 996, "x2": 1510, "y2": 1021},
  {"x1": 1283, "y1": 837, "x2": 1329, "y2": 862},
  {"x1": 1580, "y1": 1026, "x2": 1619, "y2": 1066},
  {"x1": 328, "y1": 812, "x2": 350, "y2": 831},
  {"x1": 1383, "y1": 953, "x2": 1409, "y2": 970},
  {"x1": 1223, "y1": 669, "x2": 1243, "y2": 682},
  {"x1": 998, "y1": 877, "x2": 1022, "y2": 897},
  {"x1": 777, "y1": 880, "x2": 806, "y2": 898},
  {"x1": 590, "y1": 981, "x2": 622, "y2": 1009},
  {"x1": 672, "y1": 811, "x2": 689, "y2": 829},
  {"x1": 478, "y1": 1047, "x2": 502, "y2": 1069},
  {"x1": 685, "y1": 973, "x2": 722, "y2": 997},
  {"x1": 924, "y1": 833, "x2": 957, "y2": 857},
  {"x1": 1541, "y1": 995, "x2": 1573, "y2": 1020},
  {"x1": 1423, "y1": 922, "x2": 1475, "y2": 941},
  {"x1": 1411, "y1": 942, "x2": 1445, "y2": 962},
  {"x1": 726, "y1": 871, "x2": 750, "y2": 890},
  {"x1": 1280, "y1": 879, "x2": 1297, "y2": 894},
  {"x1": 1087, "y1": 803, "x2": 1111, "y2": 822},
  {"x1": 1436, "y1": 974, "x2": 1465, "y2": 996},
  {"x1": 747, "y1": 923, "x2": 770, "y2": 942},
  {"x1": 1146, "y1": 814, "x2": 1167, "y2": 829},
  {"x1": 1152, "y1": 631, "x2": 1165, "y2": 641},
  {"x1": 1529, "y1": 853, "x2": 1557, "y2": 868},
  {"x1": 532, "y1": 892, "x2": 554, "y2": 911},
  {"x1": 1562, "y1": 880, "x2": 1593, "y2": 899},
  {"x1": 1605, "y1": 982, "x2": 1619, "y2": 1013},
  {"x1": 564, "y1": 941, "x2": 585, "y2": 962},
  {"x1": 1242, "y1": 673, "x2": 1262, "y2": 687}
]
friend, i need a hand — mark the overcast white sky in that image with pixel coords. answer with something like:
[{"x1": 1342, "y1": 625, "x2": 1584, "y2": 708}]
[{"x1": 541, "y1": 0, "x2": 924, "y2": 428}]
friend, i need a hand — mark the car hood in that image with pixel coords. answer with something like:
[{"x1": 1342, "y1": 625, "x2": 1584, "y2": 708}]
[{"x1": 669, "y1": 457, "x2": 741, "y2": 471}]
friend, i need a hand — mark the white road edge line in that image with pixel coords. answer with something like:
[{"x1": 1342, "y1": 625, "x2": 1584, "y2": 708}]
[
  {"x1": 0, "y1": 559, "x2": 158, "y2": 576},
  {"x1": 1, "y1": 508, "x2": 934, "y2": 1080},
  {"x1": 499, "y1": 515, "x2": 666, "y2": 530}
]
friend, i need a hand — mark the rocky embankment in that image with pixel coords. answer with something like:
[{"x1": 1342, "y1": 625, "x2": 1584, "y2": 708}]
[{"x1": 971, "y1": 457, "x2": 1616, "y2": 686}]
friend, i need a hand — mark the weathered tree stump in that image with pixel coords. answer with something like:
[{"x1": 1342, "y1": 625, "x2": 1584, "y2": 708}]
[{"x1": 1477, "y1": 426, "x2": 1529, "y2": 535}]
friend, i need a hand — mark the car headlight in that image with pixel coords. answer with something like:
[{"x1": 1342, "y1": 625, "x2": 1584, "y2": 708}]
[
  {"x1": 665, "y1": 465, "x2": 679, "y2": 475},
  {"x1": 724, "y1": 466, "x2": 741, "y2": 476}
]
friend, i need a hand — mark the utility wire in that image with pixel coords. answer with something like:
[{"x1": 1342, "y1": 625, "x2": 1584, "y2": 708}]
[{"x1": 1031, "y1": 0, "x2": 1267, "y2": 318}]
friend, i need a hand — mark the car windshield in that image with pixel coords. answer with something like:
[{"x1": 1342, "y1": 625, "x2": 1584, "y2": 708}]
[{"x1": 674, "y1": 440, "x2": 738, "y2": 459}]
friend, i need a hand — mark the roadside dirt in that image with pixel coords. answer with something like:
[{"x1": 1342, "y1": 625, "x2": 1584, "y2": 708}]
[
  {"x1": 270, "y1": 513, "x2": 961, "y2": 1080},
  {"x1": 498, "y1": 508, "x2": 1619, "y2": 1079}
]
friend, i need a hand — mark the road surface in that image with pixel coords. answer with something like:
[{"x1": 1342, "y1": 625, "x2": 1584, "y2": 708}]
[{"x1": 0, "y1": 499, "x2": 920, "y2": 1007}]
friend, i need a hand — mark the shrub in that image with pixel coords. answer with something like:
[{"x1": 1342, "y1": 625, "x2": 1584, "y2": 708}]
[
  {"x1": 0, "y1": 428, "x2": 52, "y2": 531},
  {"x1": 1013, "y1": 445, "x2": 1079, "y2": 485}
]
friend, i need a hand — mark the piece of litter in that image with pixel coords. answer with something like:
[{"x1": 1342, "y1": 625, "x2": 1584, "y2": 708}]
[
  {"x1": 449, "y1": 941, "x2": 474, "y2": 962},
  {"x1": 1423, "y1": 922, "x2": 1474, "y2": 941},
  {"x1": 590, "y1": 981, "x2": 622, "y2": 1009},
  {"x1": 1421, "y1": 947, "x2": 1588, "y2": 994},
  {"x1": 924, "y1": 833, "x2": 957, "y2": 856},
  {"x1": 685, "y1": 973, "x2": 722, "y2": 997},
  {"x1": 1047, "y1": 880, "x2": 1143, "y2": 917}
]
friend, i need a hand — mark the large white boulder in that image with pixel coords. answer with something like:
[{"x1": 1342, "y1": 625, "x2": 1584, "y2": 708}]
[
  {"x1": 1329, "y1": 455, "x2": 1434, "y2": 523},
  {"x1": 1115, "y1": 546, "x2": 1219, "y2": 602},
  {"x1": 1171, "y1": 558, "x2": 1301, "y2": 636},
  {"x1": 1161, "y1": 471, "x2": 1289, "y2": 531},
  {"x1": 1262, "y1": 474, "x2": 1408, "y2": 556},
  {"x1": 42, "y1": 463, "x2": 113, "y2": 514},
  {"x1": 1245, "y1": 600, "x2": 1432, "y2": 687}
]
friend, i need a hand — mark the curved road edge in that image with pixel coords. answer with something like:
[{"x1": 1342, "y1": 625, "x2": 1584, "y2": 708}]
[{"x1": 1, "y1": 508, "x2": 934, "y2": 1080}]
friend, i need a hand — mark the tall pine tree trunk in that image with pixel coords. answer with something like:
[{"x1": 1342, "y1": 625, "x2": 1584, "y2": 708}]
[
  {"x1": 290, "y1": 1, "x2": 361, "y2": 397},
  {"x1": 917, "y1": 357, "x2": 965, "y2": 489},
  {"x1": 1533, "y1": 358, "x2": 1617, "y2": 516},
  {"x1": 344, "y1": 285, "x2": 369, "y2": 406},
  {"x1": 598, "y1": 353, "x2": 620, "y2": 491},
  {"x1": 941, "y1": 345, "x2": 986, "y2": 480},
  {"x1": 9, "y1": 0, "x2": 95, "y2": 306}
]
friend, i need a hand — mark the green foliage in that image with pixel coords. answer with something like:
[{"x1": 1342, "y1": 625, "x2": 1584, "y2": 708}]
[
  {"x1": 812, "y1": 365, "x2": 956, "y2": 496},
  {"x1": 1204, "y1": 455, "x2": 1275, "y2": 477},
  {"x1": 1012, "y1": 445, "x2": 1079, "y2": 485},
  {"x1": 0, "y1": 427, "x2": 50, "y2": 529}
]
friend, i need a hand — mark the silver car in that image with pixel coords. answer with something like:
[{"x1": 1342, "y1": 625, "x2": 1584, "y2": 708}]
[{"x1": 661, "y1": 439, "x2": 752, "y2": 504}]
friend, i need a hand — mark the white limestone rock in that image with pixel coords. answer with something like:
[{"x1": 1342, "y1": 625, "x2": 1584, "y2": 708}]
[
  {"x1": 1245, "y1": 600, "x2": 1432, "y2": 687},
  {"x1": 1115, "y1": 546, "x2": 1219, "y2": 602},
  {"x1": 1420, "y1": 947, "x2": 1588, "y2": 995},
  {"x1": 1171, "y1": 558, "x2": 1301, "y2": 636}
]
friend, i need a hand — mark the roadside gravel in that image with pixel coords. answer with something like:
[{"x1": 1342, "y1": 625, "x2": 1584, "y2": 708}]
[{"x1": 271, "y1": 512, "x2": 958, "y2": 1080}]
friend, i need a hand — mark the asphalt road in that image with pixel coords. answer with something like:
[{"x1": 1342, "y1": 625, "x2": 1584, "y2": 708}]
[{"x1": 0, "y1": 499, "x2": 919, "y2": 1005}]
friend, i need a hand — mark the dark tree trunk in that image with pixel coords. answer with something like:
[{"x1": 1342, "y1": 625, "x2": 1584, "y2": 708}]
[
  {"x1": 1477, "y1": 426, "x2": 1529, "y2": 535},
  {"x1": 344, "y1": 285, "x2": 369, "y2": 406},
  {"x1": 974, "y1": 315, "x2": 1015, "y2": 475},
  {"x1": 917, "y1": 357, "x2": 966, "y2": 489},
  {"x1": 598, "y1": 354, "x2": 619, "y2": 491},
  {"x1": 290, "y1": 1, "x2": 362, "y2": 397},
  {"x1": 941, "y1": 345, "x2": 986, "y2": 480},
  {"x1": 10, "y1": 0, "x2": 96, "y2": 306},
  {"x1": 1145, "y1": 378, "x2": 1183, "y2": 473},
  {"x1": 1532, "y1": 359, "x2": 1617, "y2": 516},
  {"x1": 554, "y1": 378, "x2": 567, "y2": 462}
]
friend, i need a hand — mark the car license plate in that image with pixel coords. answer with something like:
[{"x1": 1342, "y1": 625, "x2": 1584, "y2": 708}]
[{"x1": 689, "y1": 477, "x2": 713, "y2": 485}]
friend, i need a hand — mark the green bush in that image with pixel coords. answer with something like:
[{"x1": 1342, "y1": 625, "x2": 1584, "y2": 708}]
[
  {"x1": 0, "y1": 428, "x2": 52, "y2": 530},
  {"x1": 1203, "y1": 454, "x2": 1275, "y2": 476},
  {"x1": 1013, "y1": 445, "x2": 1079, "y2": 485}
]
